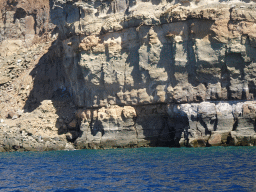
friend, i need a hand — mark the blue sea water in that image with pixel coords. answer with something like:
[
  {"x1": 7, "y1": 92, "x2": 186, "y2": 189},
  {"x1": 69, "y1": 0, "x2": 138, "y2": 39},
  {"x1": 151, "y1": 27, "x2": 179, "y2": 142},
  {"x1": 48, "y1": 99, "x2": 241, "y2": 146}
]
[{"x1": 0, "y1": 147, "x2": 255, "y2": 192}]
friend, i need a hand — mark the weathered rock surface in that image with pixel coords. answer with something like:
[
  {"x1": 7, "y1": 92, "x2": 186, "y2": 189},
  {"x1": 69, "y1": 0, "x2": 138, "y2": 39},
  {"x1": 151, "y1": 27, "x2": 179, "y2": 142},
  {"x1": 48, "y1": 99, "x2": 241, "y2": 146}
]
[{"x1": 1, "y1": 0, "x2": 256, "y2": 151}]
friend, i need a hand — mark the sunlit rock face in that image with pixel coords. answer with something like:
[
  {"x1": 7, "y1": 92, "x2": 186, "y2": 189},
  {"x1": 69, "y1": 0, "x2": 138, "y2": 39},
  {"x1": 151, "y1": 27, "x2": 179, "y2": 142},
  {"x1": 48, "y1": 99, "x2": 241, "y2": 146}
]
[
  {"x1": 45, "y1": 0, "x2": 256, "y2": 148},
  {"x1": 50, "y1": 0, "x2": 256, "y2": 108},
  {"x1": 1, "y1": 0, "x2": 256, "y2": 151}
]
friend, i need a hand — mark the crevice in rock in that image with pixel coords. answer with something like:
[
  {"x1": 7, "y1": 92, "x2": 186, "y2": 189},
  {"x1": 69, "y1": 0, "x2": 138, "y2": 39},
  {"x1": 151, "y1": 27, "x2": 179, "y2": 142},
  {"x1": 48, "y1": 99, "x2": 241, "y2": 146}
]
[
  {"x1": 133, "y1": 116, "x2": 138, "y2": 141},
  {"x1": 199, "y1": 117, "x2": 211, "y2": 135},
  {"x1": 223, "y1": 48, "x2": 231, "y2": 100},
  {"x1": 31, "y1": 13, "x2": 38, "y2": 36},
  {"x1": 232, "y1": 117, "x2": 238, "y2": 131},
  {"x1": 13, "y1": 7, "x2": 26, "y2": 23},
  {"x1": 213, "y1": 114, "x2": 218, "y2": 131}
]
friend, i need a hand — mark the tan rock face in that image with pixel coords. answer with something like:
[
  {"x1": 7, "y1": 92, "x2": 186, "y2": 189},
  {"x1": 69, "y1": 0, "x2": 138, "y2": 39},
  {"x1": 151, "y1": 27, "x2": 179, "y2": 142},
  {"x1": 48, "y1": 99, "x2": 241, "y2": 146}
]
[
  {"x1": 48, "y1": 0, "x2": 256, "y2": 108},
  {"x1": 2, "y1": 0, "x2": 256, "y2": 151}
]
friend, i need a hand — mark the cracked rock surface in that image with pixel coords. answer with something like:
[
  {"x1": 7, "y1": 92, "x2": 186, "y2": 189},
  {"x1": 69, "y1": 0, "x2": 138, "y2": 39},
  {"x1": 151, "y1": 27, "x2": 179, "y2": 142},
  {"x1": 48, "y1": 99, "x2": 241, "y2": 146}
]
[{"x1": 1, "y1": 0, "x2": 256, "y2": 151}]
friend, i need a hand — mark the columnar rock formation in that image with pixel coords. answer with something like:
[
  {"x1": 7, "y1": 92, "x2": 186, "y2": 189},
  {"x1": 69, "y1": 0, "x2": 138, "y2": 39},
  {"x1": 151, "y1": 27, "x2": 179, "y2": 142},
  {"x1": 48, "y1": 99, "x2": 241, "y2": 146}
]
[{"x1": 1, "y1": 0, "x2": 256, "y2": 151}]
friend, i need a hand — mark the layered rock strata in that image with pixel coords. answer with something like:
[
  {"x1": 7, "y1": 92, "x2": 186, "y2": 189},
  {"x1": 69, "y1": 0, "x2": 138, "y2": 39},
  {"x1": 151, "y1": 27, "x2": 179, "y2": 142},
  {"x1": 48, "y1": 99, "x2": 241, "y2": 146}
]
[
  {"x1": 75, "y1": 101, "x2": 256, "y2": 149},
  {"x1": 1, "y1": 0, "x2": 256, "y2": 151}
]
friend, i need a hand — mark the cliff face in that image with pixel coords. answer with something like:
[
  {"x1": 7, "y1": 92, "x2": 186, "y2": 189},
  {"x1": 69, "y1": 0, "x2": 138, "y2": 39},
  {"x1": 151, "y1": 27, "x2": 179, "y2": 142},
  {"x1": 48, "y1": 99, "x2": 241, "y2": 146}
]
[
  {"x1": 53, "y1": 0, "x2": 256, "y2": 106},
  {"x1": 1, "y1": 0, "x2": 256, "y2": 151}
]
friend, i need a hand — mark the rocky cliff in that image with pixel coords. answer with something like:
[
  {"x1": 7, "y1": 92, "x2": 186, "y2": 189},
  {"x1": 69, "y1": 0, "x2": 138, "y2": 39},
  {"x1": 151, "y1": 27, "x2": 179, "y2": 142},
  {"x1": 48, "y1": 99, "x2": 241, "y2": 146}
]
[{"x1": 1, "y1": 0, "x2": 256, "y2": 151}]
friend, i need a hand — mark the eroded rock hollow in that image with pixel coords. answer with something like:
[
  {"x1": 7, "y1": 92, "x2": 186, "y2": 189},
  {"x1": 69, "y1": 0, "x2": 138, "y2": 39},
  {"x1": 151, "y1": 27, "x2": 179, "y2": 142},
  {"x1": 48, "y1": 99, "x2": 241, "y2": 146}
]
[{"x1": 1, "y1": 0, "x2": 256, "y2": 151}]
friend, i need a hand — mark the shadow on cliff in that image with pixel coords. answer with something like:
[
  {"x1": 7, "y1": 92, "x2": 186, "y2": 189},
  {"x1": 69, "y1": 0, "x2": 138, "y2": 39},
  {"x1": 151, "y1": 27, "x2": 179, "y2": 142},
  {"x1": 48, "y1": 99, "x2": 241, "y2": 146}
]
[
  {"x1": 133, "y1": 105, "x2": 190, "y2": 147},
  {"x1": 23, "y1": 40, "x2": 66, "y2": 112},
  {"x1": 22, "y1": 38, "x2": 81, "y2": 138},
  {"x1": 22, "y1": 1, "x2": 253, "y2": 147},
  {"x1": 242, "y1": 34, "x2": 256, "y2": 100},
  {"x1": 22, "y1": 0, "x2": 87, "y2": 141},
  {"x1": 23, "y1": 0, "x2": 124, "y2": 142}
]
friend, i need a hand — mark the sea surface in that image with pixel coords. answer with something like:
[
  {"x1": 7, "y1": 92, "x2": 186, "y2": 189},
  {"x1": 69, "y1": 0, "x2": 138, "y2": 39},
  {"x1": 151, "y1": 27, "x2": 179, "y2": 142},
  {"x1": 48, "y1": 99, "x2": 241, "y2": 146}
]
[{"x1": 0, "y1": 147, "x2": 255, "y2": 192}]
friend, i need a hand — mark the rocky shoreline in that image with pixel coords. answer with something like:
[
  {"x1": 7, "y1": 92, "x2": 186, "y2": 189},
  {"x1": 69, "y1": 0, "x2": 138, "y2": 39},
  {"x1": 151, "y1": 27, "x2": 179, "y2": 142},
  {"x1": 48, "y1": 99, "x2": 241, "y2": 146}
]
[{"x1": 1, "y1": 100, "x2": 256, "y2": 152}]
